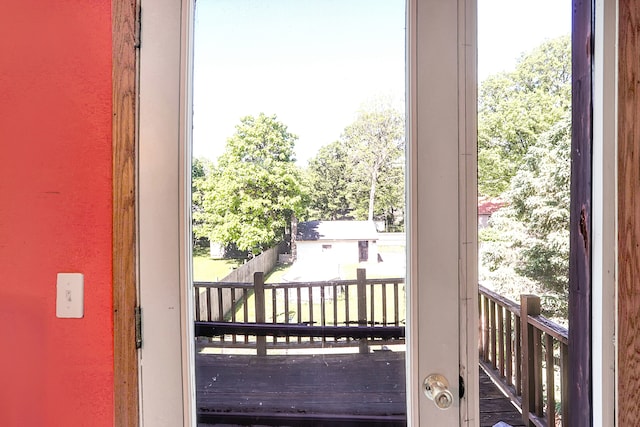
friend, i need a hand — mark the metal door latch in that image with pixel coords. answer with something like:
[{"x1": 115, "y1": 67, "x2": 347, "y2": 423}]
[{"x1": 423, "y1": 374, "x2": 454, "y2": 410}]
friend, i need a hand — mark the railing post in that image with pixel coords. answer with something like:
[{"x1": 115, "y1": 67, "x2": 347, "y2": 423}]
[
  {"x1": 254, "y1": 272, "x2": 267, "y2": 356},
  {"x1": 217, "y1": 288, "x2": 223, "y2": 322},
  {"x1": 483, "y1": 295, "x2": 490, "y2": 362},
  {"x1": 357, "y1": 268, "x2": 368, "y2": 354},
  {"x1": 545, "y1": 334, "x2": 556, "y2": 426},
  {"x1": 478, "y1": 295, "x2": 483, "y2": 357},
  {"x1": 515, "y1": 315, "x2": 522, "y2": 396},
  {"x1": 533, "y1": 328, "x2": 544, "y2": 417},
  {"x1": 194, "y1": 286, "x2": 201, "y2": 322},
  {"x1": 498, "y1": 304, "x2": 505, "y2": 378},
  {"x1": 560, "y1": 342, "x2": 569, "y2": 427},
  {"x1": 505, "y1": 311, "x2": 513, "y2": 386},
  {"x1": 206, "y1": 288, "x2": 212, "y2": 321},
  {"x1": 521, "y1": 294, "x2": 540, "y2": 426},
  {"x1": 490, "y1": 300, "x2": 497, "y2": 369}
]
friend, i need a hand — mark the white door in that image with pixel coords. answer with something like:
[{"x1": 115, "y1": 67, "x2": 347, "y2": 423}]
[
  {"x1": 137, "y1": 0, "x2": 478, "y2": 425},
  {"x1": 406, "y1": 0, "x2": 478, "y2": 424}
]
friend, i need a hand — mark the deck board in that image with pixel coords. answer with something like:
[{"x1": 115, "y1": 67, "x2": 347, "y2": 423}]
[
  {"x1": 478, "y1": 368, "x2": 526, "y2": 426},
  {"x1": 196, "y1": 352, "x2": 524, "y2": 426}
]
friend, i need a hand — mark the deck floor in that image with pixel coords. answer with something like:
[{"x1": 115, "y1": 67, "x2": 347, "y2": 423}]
[{"x1": 196, "y1": 351, "x2": 524, "y2": 426}]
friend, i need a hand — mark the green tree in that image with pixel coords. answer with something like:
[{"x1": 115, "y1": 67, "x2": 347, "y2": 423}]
[
  {"x1": 343, "y1": 101, "x2": 405, "y2": 221},
  {"x1": 192, "y1": 157, "x2": 214, "y2": 241},
  {"x1": 201, "y1": 114, "x2": 307, "y2": 255},
  {"x1": 369, "y1": 158, "x2": 404, "y2": 231},
  {"x1": 478, "y1": 35, "x2": 571, "y2": 197},
  {"x1": 305, "y1": 101, "x2": 405, "y2": 228},
  {"x1": 480, "y1": 117, "x2": 571, "y2": 319},
  {"x1": 306, "y1": 141, "x2": 353, "y2": 220}
]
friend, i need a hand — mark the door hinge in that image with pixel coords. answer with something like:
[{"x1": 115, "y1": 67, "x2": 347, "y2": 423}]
[
  {"x1": 134, "y1": 3, "x2": 142, "y2": 49},
  {"x1": 135, "y1": 306, "x2": 142, "y2": 349}
]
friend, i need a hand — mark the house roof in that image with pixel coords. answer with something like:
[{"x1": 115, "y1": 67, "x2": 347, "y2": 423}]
[
  {"x1": 478, "y1": 198, "x2": 505, "y2": 216},
  {"x1": 296, "y1": 220, "x2": 379, "y2": 241}
]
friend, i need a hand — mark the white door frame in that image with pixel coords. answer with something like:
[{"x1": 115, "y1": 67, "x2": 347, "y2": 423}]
[
  {"x1": 406, "y1": 0, "x2": 478, "y2": 424},
  {"x1": 137, "y1": 0, "x2": 195, "y2": 425},
  {"x1": 137, "y1": 0, "x2": 478, "y2": 425},
  {"x1": 592, "y1": 0, "x2": 617, "y2": 424}
]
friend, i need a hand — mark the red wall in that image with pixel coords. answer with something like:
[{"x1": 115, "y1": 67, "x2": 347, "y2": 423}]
[{"x1": 0, "y1": 1, "x2": 114, "y2": 425}]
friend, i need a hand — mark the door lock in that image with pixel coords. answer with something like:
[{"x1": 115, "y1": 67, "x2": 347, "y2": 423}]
[{"x1": 423, "y1": 374, "x2": 454, "y2": 410}]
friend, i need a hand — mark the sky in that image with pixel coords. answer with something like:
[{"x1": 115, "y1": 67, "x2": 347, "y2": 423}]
[{"x1": 192, "y1": 0, "x2": 571, "y2": 165}]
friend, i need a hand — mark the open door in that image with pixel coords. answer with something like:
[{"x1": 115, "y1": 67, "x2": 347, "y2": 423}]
[
  {"x1": 406, "y1": 0, "x2": 478, "y2": 423},
  {"x1": 135, "y1": 0, "x2": 478, "y2": 425}
]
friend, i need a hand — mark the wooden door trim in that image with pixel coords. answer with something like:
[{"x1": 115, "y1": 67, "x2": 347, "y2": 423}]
[
  {"x1": 569, "y1": 0, "x2": 593, "y2": 424},
  {"x1": 112, "y1": 0, "x2": 139, "y2": 426},
  {"x1": 618, "y1": 0, "x2": 640, "y2": 423}
]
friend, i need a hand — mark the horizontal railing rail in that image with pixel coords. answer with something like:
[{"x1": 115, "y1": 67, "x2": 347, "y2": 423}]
[
  {"x1": 195, "y1": 268, "x2": 406, "y2": 354},
  {"x1": 479, "y1": 285, "x2": 568, "y2": 427},
  {"x1": 194, "y1": 322, "x2": 405, "y2": 339}
]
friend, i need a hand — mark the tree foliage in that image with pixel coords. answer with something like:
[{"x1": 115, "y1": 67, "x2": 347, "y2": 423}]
[
  {"x1": 306, "y1": 101, "x2": 405, "y2": 229},
  {"x1": 480, "y1": 117, "x2": 571, "y2": 319},
  {"x1": 343, "y1": 101, "x2": 405, "y2": 221},
  {"x1": 478, "y1": 36, "x2": 571, "y2": 197},
  {"x1": 192, "y1": 157, "x2": 214, "y2": 241},
  {"x1": 306, "y1": 141, "x2": 353, "y2": 220},
  {"x1": 199, "y1": 114, "x2": 307, "y2": 255}
]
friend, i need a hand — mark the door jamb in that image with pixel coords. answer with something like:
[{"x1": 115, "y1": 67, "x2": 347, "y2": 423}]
[
  {"x1": 592, "y1": 0, "x2": 617, "y2": 424},
  {"x1": 570, "y1": 0, "x2": 594, "y2": 423},
  {"x1": 112, "y1": 0, "x2": 139, "y2": 426}
]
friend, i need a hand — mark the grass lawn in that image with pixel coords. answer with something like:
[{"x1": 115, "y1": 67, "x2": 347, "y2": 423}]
[
  {"x1": 192, "y1": 256, "x2": 243, "y2": 282},
  {"x1": 193, "y1": 256, "x2": 293, "y2": 283},
  {"x1": 265, "y1": 263, "x2": 293, "y2": 283},
  {"x1": 230, "y1": 283, "x2": 406, "y2": 326}
]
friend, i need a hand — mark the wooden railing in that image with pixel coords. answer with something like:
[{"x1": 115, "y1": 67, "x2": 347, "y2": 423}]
[
  {"x1": 194, "y1": 268, "x2": 405, "y2": 355},
  {"x1": 479, "y1": 285, "x2": 568, "y2": 427}
]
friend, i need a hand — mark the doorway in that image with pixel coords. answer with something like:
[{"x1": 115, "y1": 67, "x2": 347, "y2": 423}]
[
  {"x1": 114, "y1": 1, "x2": 619, "y2": 426},
  {"x1": 358, "y1": 241, "x2": 369, "y2": 262},
  {"x1": 134, "y1": 0, "x2": 477, "y2": 425}
]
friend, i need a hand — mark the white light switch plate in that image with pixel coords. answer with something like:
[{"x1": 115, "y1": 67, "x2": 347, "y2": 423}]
[{"x1": 56, "y1": 273, "x2": 84, "y2": 318}]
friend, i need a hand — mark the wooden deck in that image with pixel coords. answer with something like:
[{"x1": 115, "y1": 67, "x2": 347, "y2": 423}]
[
  {"x1": 196, "y1": 351, "x2": 524, "y2": 426},
  {"x1": 479, "y1": 367, "x2": 526, "y2": 427}
]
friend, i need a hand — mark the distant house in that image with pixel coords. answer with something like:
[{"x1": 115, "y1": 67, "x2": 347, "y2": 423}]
[
  {"x1": 294, "y1": 220, "x2": 379, "y2": 265},
  {"x1": 478, "y1": 198, "x2": 505, "y2": 229}
]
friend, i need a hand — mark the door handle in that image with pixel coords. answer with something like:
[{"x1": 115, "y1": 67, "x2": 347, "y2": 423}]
[{"x1": 423, "y1": 374, "x2": 454, "y2": 409}]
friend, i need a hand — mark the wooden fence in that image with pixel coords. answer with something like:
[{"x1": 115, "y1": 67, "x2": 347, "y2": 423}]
[
  {"x1": 479, "y1": 285, "x2": 568, "y2": 427},
  {"x1": 194, "y1": 268, "x2": 405, "y2": 355}
]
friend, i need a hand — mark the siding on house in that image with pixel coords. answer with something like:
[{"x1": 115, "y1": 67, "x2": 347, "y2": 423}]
[{"x1": 295, "y1": 221, "x2": 379, "y2": 265}]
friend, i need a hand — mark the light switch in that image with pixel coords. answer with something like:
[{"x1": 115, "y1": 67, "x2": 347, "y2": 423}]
[{"x1": 56, "y1": 273, "x2": 84, "y2": 318}]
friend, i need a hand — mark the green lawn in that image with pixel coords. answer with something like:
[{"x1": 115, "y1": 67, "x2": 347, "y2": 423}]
[
  {"x1": 192, "y1": 255, "x2": 291, "y2": 283},
  {"x1": 230, "y1": 281, "x2": 406, "y2": 326},
  {"x1": 265, "y1": 263, "x2": 293, "y2": 283},
  {"x1": 192, "y1": 256, "x2": 243, "y2": 282},
  {"x1": 192, "y1": 257, "x2": 402, "y2": 282}
]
